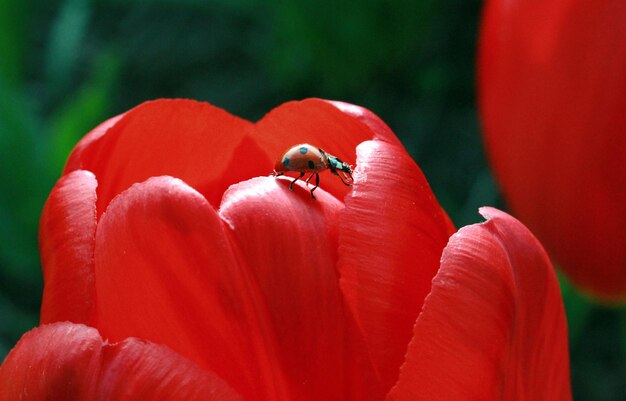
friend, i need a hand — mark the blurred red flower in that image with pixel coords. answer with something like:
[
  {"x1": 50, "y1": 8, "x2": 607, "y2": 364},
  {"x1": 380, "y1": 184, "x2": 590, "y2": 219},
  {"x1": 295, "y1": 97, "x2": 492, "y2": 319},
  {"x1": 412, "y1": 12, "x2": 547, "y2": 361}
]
[
  {"x1": 479, "y1": 0, "x2": 626, "y2": 300},
  {"x1": 0, "y1": 99, "x2": 571, "y2": 400}
]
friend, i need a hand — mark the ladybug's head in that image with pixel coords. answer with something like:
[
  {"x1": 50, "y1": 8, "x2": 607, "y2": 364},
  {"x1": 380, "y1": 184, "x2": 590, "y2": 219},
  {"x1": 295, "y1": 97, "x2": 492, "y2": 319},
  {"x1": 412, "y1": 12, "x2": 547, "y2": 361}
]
[
  {"x1": 272, "y1": 156, "x2": 288, "y2": 175},
  {"x1": 327, "y1": 155, "x2": 354, "y2": 186}
]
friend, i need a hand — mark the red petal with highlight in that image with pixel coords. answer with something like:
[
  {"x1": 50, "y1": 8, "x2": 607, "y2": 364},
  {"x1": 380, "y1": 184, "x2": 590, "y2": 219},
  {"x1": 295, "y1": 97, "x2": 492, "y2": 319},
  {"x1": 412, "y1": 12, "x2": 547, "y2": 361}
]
[
  {"x1": 94, "y1": 176, "x2": 290, "y2": 401},
  {"x1": 63, "y1": 99, "x2": 404, "y2": 212},
  {"x1": 0, "y1": 323, "x2": 101, "y2": 400},
  {"x1": 0, "y1": 322, "x2": 241, "y2": 400},
  {"x1": 388, "y1": 208, "x2": 571, "y2": 401},
  {"x1": 98, "y1": 338, "x2": 241, "y2": 401},
  {"x1": 338, "y1": 140, "x2": 454, "y2": 394},
  {"x1": 324, "y1": 100, "x2": 403, "y2": 146},
  {"x1": 39, "y1": 170, "x2": 98, "y2": 324},
  {"x1": 64, "y1": 99, "x2": 263, "y2": 212},
  {"x1": 220, "y1": 176, "x2": 367, "y2": 401}
]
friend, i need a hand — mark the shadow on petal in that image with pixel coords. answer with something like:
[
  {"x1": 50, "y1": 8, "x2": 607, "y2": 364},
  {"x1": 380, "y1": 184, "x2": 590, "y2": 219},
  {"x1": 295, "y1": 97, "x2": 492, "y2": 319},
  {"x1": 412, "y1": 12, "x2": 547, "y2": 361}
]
[
  {"x1": 338, "y1": 140, "x2": 454, "y2": 395},
  {"x1": 94, "y1": 176, "x2": 291, "y2": 401},
  {"x1": 220, "y1": 176, "x2": 369, "y2": 401}
]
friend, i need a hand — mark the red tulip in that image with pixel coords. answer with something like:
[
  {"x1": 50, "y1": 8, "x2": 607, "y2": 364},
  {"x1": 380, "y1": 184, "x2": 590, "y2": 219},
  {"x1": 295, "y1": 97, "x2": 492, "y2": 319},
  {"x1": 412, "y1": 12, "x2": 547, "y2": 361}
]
[
  {"x1": 1, "y1": 99, "x2": 571, "y2": 400},
  {"x1": 479, "y1": 0, "x2": 626, "y2": 300}
]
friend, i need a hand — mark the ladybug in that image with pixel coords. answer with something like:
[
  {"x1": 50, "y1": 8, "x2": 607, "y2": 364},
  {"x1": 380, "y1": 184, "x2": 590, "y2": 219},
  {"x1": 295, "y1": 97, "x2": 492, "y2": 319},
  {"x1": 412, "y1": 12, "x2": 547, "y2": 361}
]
[{"x1": 272, "y1": 144, "x2": 354, "y2": 199}]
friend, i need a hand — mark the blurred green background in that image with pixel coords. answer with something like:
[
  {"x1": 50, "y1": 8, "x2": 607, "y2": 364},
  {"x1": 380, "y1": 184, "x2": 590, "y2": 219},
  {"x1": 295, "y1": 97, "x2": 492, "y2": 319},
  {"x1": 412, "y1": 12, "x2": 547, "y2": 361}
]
[{"x1": 0, "y1": 0, "x2": 624, "y2": 399}]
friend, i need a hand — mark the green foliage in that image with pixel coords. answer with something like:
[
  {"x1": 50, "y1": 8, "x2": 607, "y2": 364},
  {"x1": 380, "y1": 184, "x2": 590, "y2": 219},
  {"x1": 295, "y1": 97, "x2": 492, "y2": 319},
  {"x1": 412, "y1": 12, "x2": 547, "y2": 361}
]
[
  {"x1": 45, "y1": 0, "x2": 91, "y2": 95},
  {"x1": 49, "y1": 50, "x2": 121, "y2": 171},
  {"x1": 559, "y1": 272, "x2": 594, "y2": 343},
  {"x1": 0, "y1": 0, "x2": 29, "y2": 86},
  {"x1": 0, "y1": 82, "x2": 46, "y2": 352},
  {"x1": 265, "y1": 0, "x2": 435, "y2": 95}
]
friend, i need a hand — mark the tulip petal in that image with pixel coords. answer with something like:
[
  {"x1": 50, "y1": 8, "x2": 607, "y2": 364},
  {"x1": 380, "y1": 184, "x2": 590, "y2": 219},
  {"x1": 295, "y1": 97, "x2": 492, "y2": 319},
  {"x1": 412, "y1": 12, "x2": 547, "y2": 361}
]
[
  {"x1": 324, "y1": 100, "x2": 403, "y2": 146},
  {"x1": 63, "y1": 99, "x2": 399, "y2": 213},
  {"x1": 0, "y1": 322, "x2": 241, "y2": 400},
  {"x1": 63, "y1": 99, "x2": 265, "y2": 213},
  {"x1": 220, "y1": 176, "x2": 371, "y2": 401},
  {"x1": 39, "y1": 170, "x2": 98, "y2": 325},
  {"x1": 94, "y1": 176, "x2": 290, "y2": 401},
  {"x1": 338, "y1": 140, "x2": 455, "y2": 393},
  {"x1": 479, "y1": 0, "x2": 626, "y2": 299},
  {"x1": 98, "y1": 338, "x2": 241, "y2": 401},
  {"x1": 254, "y1": 99, "x2": 399, "y2": 200},
  {"x1": 0, "y1": 322, "x2": 101, "y2": 399},
  {"x1": 388, "y1": 208, "x2": 571, "y2": 401},
  {"x1": 63, "y1": 113, "x2": 125, "y2": 173}
]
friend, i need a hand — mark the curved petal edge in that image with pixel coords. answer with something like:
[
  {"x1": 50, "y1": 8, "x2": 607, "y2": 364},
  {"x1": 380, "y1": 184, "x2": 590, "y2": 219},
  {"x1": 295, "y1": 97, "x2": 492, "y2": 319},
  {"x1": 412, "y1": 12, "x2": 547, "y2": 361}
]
[
  {"x1": 0, "y1": 322, "x2": 242, "y2": 401},
  {"x1": 338, "y1": 140, "x2": 454, "y2": 395},
  {"x1": 388, "y1": 207, "x2": 572, "y2": 401},
  {"x1": 39, "y1": 170, "x2": 98, "y2": 325}
]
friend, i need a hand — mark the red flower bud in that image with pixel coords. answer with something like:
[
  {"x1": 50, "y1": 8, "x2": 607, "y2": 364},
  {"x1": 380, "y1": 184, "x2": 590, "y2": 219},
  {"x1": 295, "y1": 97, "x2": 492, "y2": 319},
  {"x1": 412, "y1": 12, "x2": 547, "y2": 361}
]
[
  {"x1": 2, "y1": 99, "x2": 571, "y2": 400},
  {"x1": 479, "y1": 0, "x2": 626, "y2": 301}
]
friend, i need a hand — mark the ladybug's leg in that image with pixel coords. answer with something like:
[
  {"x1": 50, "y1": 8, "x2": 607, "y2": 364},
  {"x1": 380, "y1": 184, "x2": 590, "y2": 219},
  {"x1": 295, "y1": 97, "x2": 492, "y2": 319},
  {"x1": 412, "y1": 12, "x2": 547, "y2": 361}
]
[
  {"x1": 305, "y1": 172, "x2": 316, "y2": 186},
  {"x1": 309, "y1": 173, "x2": 320, "y2": 199},
  {"x1": 289, "y1": 172, "x2": 305, "y2": 191}
]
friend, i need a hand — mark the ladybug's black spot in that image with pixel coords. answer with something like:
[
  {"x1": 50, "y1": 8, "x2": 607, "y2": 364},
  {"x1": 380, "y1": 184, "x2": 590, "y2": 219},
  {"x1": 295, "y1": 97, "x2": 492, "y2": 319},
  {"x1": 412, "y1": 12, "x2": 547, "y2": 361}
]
[
  {"x1": 299, "y1": 147, "x2": 308, "y2": 154},
  {"x1": 307, "y1": 160, "x2": 315, "y2": 169},
  {"x1": 283, "y1": 157, "x2": 290, "y2": 167}
]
